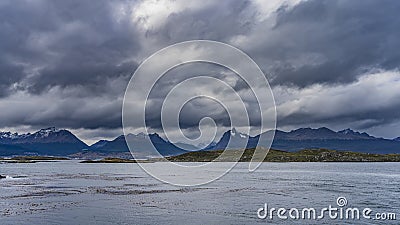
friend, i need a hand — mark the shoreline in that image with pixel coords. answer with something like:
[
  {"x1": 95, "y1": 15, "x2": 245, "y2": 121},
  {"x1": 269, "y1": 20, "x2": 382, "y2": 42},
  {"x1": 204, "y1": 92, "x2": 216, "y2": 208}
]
[{"x1": 2, "y1": 149, "x2": 400, "y2": 163}]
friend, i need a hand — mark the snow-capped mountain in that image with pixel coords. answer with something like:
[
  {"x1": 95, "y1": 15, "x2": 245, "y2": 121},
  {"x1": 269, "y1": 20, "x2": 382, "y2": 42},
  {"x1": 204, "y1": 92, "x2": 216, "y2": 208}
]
[
  {"x1": 205, "y1": 128, "x2": 255, "y2": 150},
  {"x1": 0, "y1": 127, "x2": 85, "y2": 144},
  {"x1": 0, "y1": 132, "x2": 30, "y2": 141},
  {"x1": 0, "y1": 127, "x2": 88, "y2": 156},
  {"x1": 336, "y1": 128, "x2": 374, "y2": 139}
]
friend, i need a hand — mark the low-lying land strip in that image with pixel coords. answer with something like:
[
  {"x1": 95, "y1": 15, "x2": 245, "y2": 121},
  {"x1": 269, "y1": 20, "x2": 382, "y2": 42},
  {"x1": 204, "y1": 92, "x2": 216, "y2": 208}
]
[
  {"x1": 166, "y1": 148, "x2": 400, "y2": 162},
  {"x1": 0, "y1": 156, "x2": 69, "y2": 163}
]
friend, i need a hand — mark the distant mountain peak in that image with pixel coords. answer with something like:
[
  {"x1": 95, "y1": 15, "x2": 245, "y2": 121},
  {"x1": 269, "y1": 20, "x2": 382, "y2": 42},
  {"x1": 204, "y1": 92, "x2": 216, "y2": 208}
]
[
  {"x1": 90, "y1": 140, "x2": 108, "y2": 149},
  {"x1": 0, "y1": 127, "x2": 87, "y2": 156},
  {"x1": 0, "y1": 131, "x2": 19, "y2": 139},
  {"x1": 231, "y1": 128, "x2": 237, "y2": 135},
  {"x1": 338, "y1": 128, "x2": 359, "y2": 135},
  {"x1": 318, "y1": 127, "x2": 333, "y2": 131},
  {"x1": 228, "y1": 128, "x2": 248, "y2": 138},
  {"x1": 88, "y1": 131, "x2": 189, "y2": 157},
  {"x1": 205, "y1": 128, "x2": 251, "y2": 151},
  {"x1": 39, "y1": 127, "x2": 60, "y2": 132},
  {"x1": 34, "y1": 127, "x2": 64, "y2": 137},
  {"x1": 149, "y1": 132, "x2": 161, "y2": 137},
  {"x1": 337, "y1": 128, "x2": 373, "y2": 139},
  {"x1": 136, "y1": 132, "x2": 147, "y2": 137},
  {"x1": 293, "y1": 127, "x2": 334, "y2": 132}
]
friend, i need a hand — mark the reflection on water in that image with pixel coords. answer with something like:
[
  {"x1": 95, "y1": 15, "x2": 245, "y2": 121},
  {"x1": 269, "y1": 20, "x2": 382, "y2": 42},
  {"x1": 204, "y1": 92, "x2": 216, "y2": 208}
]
[{"x1": 1, "y1": 161, "x2": 399, "y2": 224}]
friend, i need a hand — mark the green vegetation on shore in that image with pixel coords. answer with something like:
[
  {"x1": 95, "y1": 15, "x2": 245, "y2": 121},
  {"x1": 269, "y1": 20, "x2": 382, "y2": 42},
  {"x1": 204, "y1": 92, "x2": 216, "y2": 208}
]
[{"x1": 166, "y1": 148, "x2": 400, "y2": 162}]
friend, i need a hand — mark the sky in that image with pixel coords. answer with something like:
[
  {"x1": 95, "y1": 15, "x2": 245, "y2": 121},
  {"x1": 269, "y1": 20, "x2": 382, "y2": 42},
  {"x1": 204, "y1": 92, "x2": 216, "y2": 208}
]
[{"x1": 0, "y1": 0, "x2": 400, "y2": 144}]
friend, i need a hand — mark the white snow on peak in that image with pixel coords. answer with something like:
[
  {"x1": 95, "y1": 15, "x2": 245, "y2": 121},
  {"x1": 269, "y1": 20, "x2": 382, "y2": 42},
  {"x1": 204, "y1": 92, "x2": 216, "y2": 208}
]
[
  {"x1": 0, "y1": 132, "x2": 19, "y2": 139},
  {"x1": 35, "y1": 127, "x2": 61, "y2": 138},
  {"x1": 230, "y1": 128, "x2": 238, "y2": 136},
  {"x1": 230, "y1": 128, "x2": 248, "y2": 139},
  {"x1": 40, "y1": 127, "x2": 60, "y2": 132},
  {"x1": 340, "y1": 128, "x2": 354, "y2": 135}
]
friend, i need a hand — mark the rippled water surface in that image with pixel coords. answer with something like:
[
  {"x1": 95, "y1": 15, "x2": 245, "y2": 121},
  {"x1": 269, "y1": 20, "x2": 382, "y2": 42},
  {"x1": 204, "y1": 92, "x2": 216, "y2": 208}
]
[{"x1": 1, "y1": 161, "x2": 399, "y2": 224}]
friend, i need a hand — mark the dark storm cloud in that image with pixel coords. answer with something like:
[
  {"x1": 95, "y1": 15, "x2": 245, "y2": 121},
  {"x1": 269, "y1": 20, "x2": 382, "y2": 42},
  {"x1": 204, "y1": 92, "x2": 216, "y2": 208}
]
[
  {"x1": 273, "y1": 71, "x2": 400, "y2": 134},
  {"x1": 278, "y1": 104, "x2": 400, "y2": 130},
  {"x1": 0, "y1": 61, "x2": 25, "y2": 96},
  {"x1": 0, "y1": 0, "x2": 400, "y2": 142},
  {"x1": 0, "y1": 0, "x2": 141, "y2": 133},
  {"x1": 0, "y1": 0, "x2": 140, "y2": 96},
  {"x1": 258, "y1": 0, "x2": 400, "y2": 135},
  {"x1": 143, "y1": 63, "x2": 233, "y2": 130},
  {"x1": 147, "y1": 0, "x2": 255, "y2": 43},
  {"x1": 253, "y1": 0, "x2": 400, "y2": 87},
  {"x1": 143, "y1": 62, "x2": 261, "y2": 132}
]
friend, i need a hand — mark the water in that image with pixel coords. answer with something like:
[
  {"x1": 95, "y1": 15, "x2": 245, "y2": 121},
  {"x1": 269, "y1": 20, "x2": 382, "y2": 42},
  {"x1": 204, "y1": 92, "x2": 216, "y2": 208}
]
[{"x1": 1, "y1": 161, "x2": 399, "y2": 224}]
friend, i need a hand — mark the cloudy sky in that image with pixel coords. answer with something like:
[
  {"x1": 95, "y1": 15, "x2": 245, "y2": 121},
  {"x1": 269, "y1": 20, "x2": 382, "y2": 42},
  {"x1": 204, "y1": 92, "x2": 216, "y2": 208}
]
[{"x1": 0, "y1": 0, "x2": 400, "y2": 144}]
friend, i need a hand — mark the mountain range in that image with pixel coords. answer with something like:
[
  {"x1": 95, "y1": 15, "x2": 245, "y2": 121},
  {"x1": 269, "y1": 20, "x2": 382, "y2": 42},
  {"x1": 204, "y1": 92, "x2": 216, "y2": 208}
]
[
  {"x1": 1, "y1": 127, "x2": 400, "y2": 157},
  {"x1": 0, "y1": 127, "x2": 87, "y2": 156},
  {"x1": 212, "y1": 127, "x2": 400, "y2": 154}
]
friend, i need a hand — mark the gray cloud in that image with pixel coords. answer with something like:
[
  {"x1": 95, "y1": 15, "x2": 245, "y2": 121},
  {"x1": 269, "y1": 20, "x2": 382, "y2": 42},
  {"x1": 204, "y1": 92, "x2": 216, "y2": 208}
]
[
  {"x1": 0, "y1": 0, "x2": 400, "y2": 142},
  {"x1": 140, "y1": 62, "x2": 253, "y2": 142},
  {"x1": 0, "y1": 0, "x2": 141, "y2": 138},
  {"x1": 146, "y1": 1, "x2": 255, "y2": 43},
  {"x1": 238, "y1": 0, "x2": 400, "y2": 87},
  {"x1": 0, "y1": 0, "x2": 140, "y2": 96},
  {"x1": 273, "y1": 70, "x2": 400, "y2": 137}
]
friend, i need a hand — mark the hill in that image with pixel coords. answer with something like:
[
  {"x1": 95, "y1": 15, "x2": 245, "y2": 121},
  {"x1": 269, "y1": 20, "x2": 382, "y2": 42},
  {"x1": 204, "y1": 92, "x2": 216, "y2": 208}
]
[{"x1": 167, "y1": 148, "x2": 400, "y2": 162}]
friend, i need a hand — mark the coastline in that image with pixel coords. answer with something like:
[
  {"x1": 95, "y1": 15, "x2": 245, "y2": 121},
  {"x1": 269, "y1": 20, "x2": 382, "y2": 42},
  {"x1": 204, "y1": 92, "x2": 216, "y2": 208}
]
[
  {"x1": 2, "y1": 149, "x2": 400, "y2": 163},
  {"x1": 166, "y1": 149, "x2": 400, "y2": 162}
]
